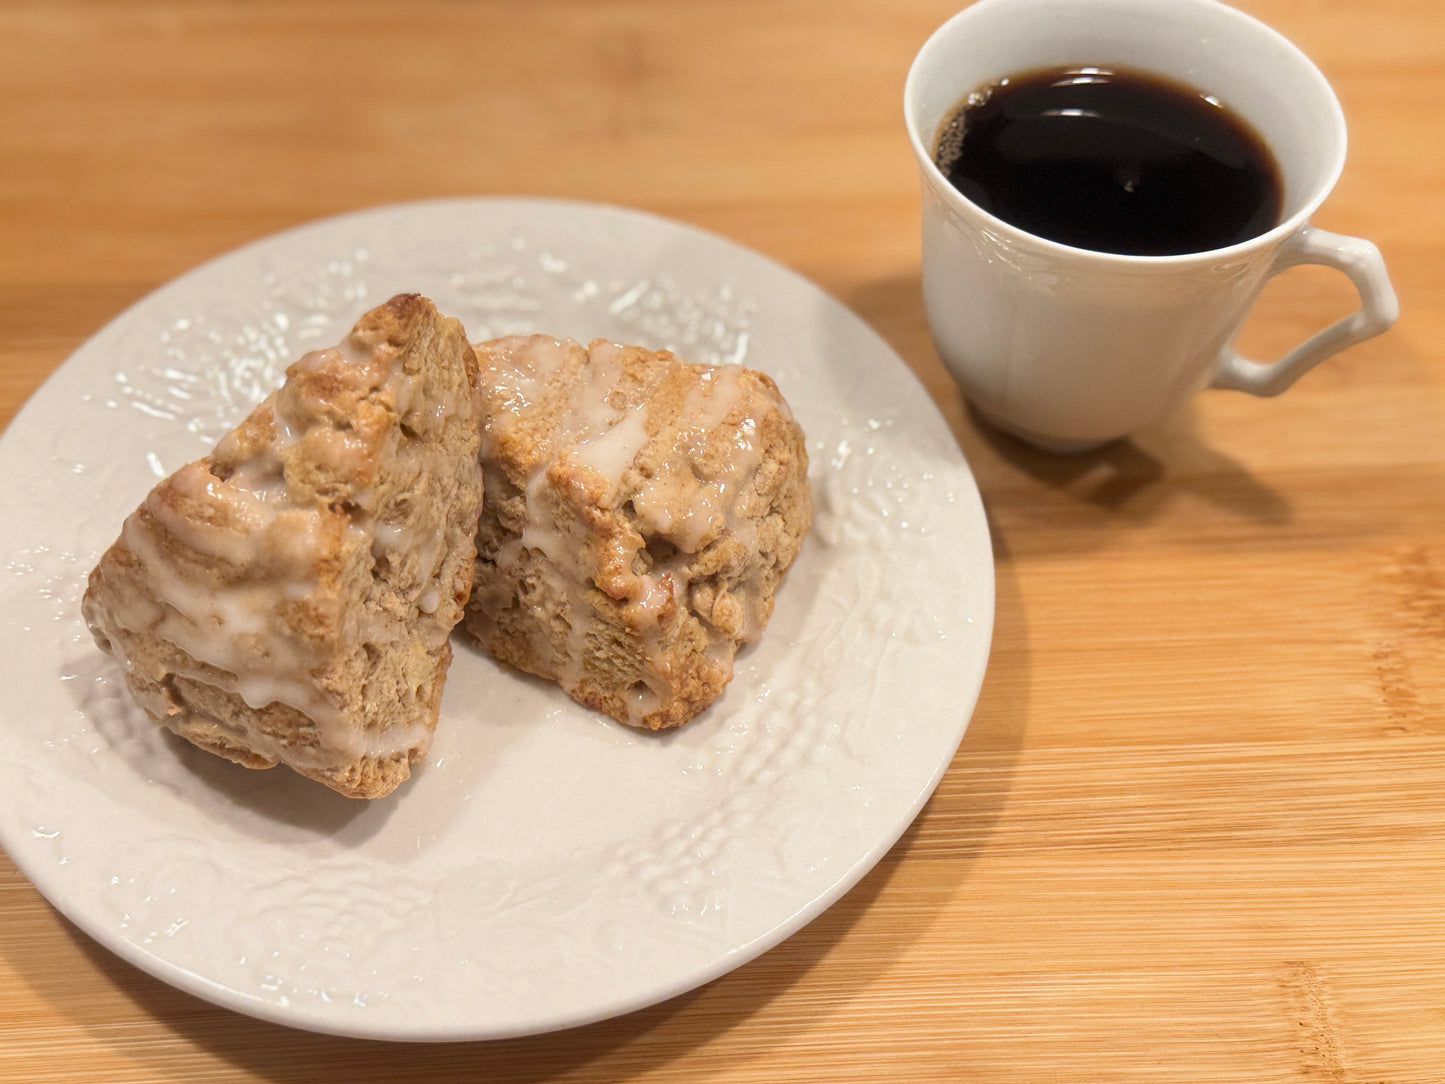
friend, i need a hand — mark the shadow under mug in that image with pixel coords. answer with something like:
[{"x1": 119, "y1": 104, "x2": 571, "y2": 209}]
[{"x1": 904, "y1": 0, "x2": 1399, "y2": 453}]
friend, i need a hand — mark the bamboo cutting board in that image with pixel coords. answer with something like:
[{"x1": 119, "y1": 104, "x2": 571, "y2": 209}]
[{"x1": 1, "y1": 1, "x2": 1442, "y2": 1080}]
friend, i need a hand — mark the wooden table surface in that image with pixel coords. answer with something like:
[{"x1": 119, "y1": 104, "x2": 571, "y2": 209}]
[{"x1": 2, "y1": 1, "x2": 1442, "y2": 1080}]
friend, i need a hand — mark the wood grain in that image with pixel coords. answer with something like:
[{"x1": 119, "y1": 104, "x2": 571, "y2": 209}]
[{"x1": 2, "y1": 0, "x2": 1442, "y2": 1080}]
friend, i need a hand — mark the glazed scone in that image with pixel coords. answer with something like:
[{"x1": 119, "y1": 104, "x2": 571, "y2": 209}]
[
  {"x1": 464, "y1": 335, "x2": 811, "y2": 730},
  {"x1": 81, "y1": 294, "x2": 484, "y2": 799}
]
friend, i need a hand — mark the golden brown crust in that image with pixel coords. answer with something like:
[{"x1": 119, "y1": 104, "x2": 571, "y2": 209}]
[
  {"x1": 464, "y1": 335, "x2": 811, "y2": 730},
  {"x1": 82, "y1": 294, "x2": 484, "y2": 798}
]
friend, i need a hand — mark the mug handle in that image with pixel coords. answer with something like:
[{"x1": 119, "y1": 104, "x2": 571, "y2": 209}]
[{"x1": 1211, "y1": 225, "x2": 1399, "y2": 396}]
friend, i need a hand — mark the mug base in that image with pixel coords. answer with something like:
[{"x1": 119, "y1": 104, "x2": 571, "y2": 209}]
[{"x1": 971, "y1": 405, "x2": 1118, "y2": 455}]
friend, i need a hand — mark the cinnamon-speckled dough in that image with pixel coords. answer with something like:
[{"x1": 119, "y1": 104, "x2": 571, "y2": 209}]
[
  {"x1": 464, "y1": 335, "x2": 811, "y2": 730},
  {"x1": 81, "y1": 294, "x2": 483, "y2": 798}
]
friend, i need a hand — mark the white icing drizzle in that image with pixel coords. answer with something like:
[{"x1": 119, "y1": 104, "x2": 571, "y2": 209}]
[
  {"x1": 372, "y1": 521, "x2": 408, "y2": 550},
  {"x1": 93, "y1": 327, "x2": 461, "y2": 768},
  {"x1": 113, "y1": 495, "x2": 342, "y2": 740},
  {"x1": 479, "y1": 335, "x2": 575, "y2": 455},
  {"x1": 476, "y1": 335, "x2": 787, "y2": 727},
  {"x1": 629, "y1": 364, "x2": 757, "y2": 556},
  {"x1": 570, "y1": 407, "x2": 651, "y2": 495}
]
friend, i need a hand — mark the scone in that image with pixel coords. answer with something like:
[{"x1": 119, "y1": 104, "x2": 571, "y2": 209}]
[
  {"x1": 82, "y1": 294, "x2": 483, "y2": 798},
  {"x1": 464, "y1": 335, "x2": 811, "y2": 730}
]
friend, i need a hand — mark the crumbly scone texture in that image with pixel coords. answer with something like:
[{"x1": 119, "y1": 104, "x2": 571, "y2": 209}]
[
  {"x1": 81, "y1": 294, "x2": 484, "y2": 798},
  {"x1": 464, "y1": 335, "x2": 811, "y2": 730}
]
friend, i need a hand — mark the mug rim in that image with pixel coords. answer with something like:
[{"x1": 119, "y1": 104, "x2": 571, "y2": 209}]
[{"x1": 903, "y1": 0, "x2": 1349, "y2": 267}]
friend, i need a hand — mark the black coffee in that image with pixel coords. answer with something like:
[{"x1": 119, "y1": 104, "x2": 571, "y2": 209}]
[{"x1": 933, "y1": 66, "x2": 1283, "y2": 256}]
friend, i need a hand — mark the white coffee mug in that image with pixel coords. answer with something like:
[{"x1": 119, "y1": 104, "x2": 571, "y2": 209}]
[{"x1": 905, "y1": 0, "x2": 1399, "y2": 452}]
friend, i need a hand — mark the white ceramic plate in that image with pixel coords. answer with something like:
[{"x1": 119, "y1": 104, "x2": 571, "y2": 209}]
[{"x1": 0, "y1": 198, "x2": 993, "y2": 1041}]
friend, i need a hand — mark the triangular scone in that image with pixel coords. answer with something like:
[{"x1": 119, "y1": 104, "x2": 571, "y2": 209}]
[
  {"x1": 82, "y1": 294, "x2": 483, "y2": 799},
  {"x1": 464, "y1": 335, "x2": 811, "y2": 730}
]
